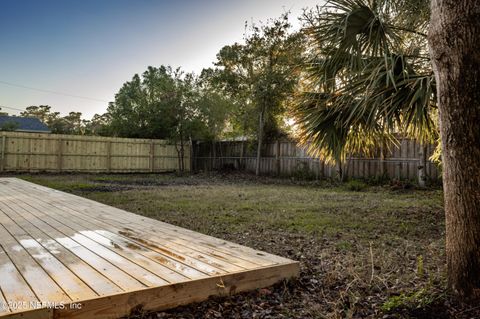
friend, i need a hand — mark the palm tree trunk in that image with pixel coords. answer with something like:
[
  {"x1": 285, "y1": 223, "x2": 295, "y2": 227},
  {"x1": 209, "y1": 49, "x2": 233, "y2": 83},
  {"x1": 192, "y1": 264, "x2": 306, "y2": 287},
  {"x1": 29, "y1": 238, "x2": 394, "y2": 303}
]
[
  {"x1": 429, "y1": 0, "x2": 480, "y2": 300},
  {"x1": 335, "y1": 160, "x2": 343, "y2": 182}
]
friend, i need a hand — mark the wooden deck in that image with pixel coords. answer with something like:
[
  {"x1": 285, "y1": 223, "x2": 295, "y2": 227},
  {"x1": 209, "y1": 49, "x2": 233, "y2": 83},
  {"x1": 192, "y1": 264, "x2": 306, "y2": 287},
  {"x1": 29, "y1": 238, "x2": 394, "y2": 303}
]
[{"x1": 0, "y1": 178, "x2": 298, "y2": 319}]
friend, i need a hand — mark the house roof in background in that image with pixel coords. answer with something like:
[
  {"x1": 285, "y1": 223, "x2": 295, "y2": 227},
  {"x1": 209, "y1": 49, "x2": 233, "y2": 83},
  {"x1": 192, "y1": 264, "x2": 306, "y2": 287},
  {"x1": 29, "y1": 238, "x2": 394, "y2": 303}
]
[{"x1": 0, "y1": 115, "x2": 51, "y2": 133}]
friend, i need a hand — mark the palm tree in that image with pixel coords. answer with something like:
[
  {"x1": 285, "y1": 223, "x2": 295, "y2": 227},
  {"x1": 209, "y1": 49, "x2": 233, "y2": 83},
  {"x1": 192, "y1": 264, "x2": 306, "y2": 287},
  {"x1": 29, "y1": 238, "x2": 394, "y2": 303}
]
[
  {"x1": 293, "y1": 0, "x2": 437, "y2": 179},
  {"x1": 296, "y1": 0, "x2": 480, "y2": 300}
]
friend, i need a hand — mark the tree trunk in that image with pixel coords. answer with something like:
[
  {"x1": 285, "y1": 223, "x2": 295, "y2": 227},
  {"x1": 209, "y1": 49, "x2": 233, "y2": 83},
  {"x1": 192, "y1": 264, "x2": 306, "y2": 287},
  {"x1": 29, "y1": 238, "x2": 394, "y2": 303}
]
[
  {"x1": 175, "y1": 142, "x2": 182, "y2": 173},
  {"x1": 335, "y1": 160, "x2": 343, "y2": 182},
  {"x1": 429, "y1": 0, "x2": 480, "y2": 300},
  {"x1": 178, "y1": 128, "x2": 185, "y2": 173},
  {"x1": 189, "y1": 137, "x2": 194, "y2": 172},
  {"x1": 241, "y1": 112, "x2": 248, "y2": 170},
  {"x1": 255, "y1": 109, "x2": 264, "y2": 176},
  {"x1": 179, "y1": 138, "x2": 185, "y2": 172}
]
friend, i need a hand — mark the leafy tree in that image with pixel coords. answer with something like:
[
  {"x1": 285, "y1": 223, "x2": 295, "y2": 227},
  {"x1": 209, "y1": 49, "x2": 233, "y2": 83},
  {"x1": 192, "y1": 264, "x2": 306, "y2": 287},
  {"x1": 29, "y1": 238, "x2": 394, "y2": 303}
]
[
  {"x1": 48, "y1": 116, "x2": 70, "y2": 134},
  {"x1": 211, "y1": 13, "x2": 304, "y2": 175},
  {"x1": 168, "y1": 72, "x2": 235, "y2": 171},
  {"x1": 108, "y1": 66, "x2": 189, "y2": 169},
  {"x1": 20, "y1": 105, "x2": 53, "y2": 123},
  {"x1": 168, "y1": 71, "x2": 197, "y2": 172},
  {"x1": 84, "y1": 113, "x2": 111, "y2": 136},
  {"x1": 20, "y1": 105, "x2": 87, "y2": 134},
  {"x1": 196, "y1": 70, "x2": 236, "y2": 163},
  {"x1": 0, "y1": 121, "x2": 19, "y2": 131},
  {"x1": 107, "y1": 66, "x2": 178, "y2": 139},
  {"x1": 293, "y1": 0, "x2": 436, "y2": 179},
  {"x1": 205, "y1": 47, "x2": 257, "y2": 140},
  {"x1": 21, "y1": 105, "x2": 64, "y2": 133},
  {"x1": 108, "y1": 65, "x2": 231, "y2": 171},
  {"x1": 62, "y1": 112, "x2": 83, "y2": 134},
  {"x1": 198, "y1": 69, "x2": 236, "y2": 141}
]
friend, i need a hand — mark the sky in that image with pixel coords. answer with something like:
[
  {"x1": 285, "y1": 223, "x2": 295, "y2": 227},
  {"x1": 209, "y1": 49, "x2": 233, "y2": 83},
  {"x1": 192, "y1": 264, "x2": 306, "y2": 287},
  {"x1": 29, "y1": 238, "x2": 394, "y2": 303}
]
[{"x1": 0, "y1": 0, "x2": 320, "y2": 119}]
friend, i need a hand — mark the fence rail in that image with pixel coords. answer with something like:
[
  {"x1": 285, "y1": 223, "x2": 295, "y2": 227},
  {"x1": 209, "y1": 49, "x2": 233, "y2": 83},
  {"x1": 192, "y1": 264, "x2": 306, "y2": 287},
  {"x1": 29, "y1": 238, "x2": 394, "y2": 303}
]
[
  {"x1": 0, "y1": 132, "x2": 190, "y2": 173},
  {"x1": 193, "y1": 138, "x2": 440, "y2": 182},
  {"x1": 0, "y1": 131, "x2": 439, "y2": 182}
]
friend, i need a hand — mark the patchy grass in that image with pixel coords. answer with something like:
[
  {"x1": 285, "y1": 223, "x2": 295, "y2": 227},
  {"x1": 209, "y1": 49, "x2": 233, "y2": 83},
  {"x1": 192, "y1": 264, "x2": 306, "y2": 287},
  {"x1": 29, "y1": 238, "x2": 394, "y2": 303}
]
[
  {"x1": 21, "y1": 173, "x2": 443, "y2": 240},
  {"x1": 14, "y1": 172, "x2": 471, "y2": 318}
]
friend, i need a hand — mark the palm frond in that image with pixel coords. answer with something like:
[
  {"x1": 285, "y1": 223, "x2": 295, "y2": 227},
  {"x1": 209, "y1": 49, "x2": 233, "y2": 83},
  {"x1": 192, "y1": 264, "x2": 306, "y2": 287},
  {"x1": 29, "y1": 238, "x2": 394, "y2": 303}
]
[{"x1": 295, "y1": 0, "x2": 435, "y2": 165}]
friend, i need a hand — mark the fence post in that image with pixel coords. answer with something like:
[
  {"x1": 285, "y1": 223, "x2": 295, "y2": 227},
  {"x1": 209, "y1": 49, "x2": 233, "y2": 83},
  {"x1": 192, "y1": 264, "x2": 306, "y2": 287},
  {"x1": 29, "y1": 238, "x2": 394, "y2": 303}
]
[
  {"x1": 149, "y1": 140, "x2": 154, "y2": 172},
  {"x1": 57, "y1": 138, "x2": 63, "y2": 172},
  {"x1": 1, "y1": 134, "x2": 5, "y2": 172},
  {"x1": 275, "y1": 140, "x2": 281, "y2": 176},
  {"x1": 240, "y1": 141, "x2": 245, "y2": 170},
  {"x1": 418, "y1": 144, "x2": 427, "y2": 187},
  {"x1": 379, "y1": 142, "x2": 386, "y2": 178},
  {"x1": 106, "y1": 141, "x2": 112, "y2": 172},
  {"x1": 27, "y1": 137, "x2": 31, "y2": 171}
]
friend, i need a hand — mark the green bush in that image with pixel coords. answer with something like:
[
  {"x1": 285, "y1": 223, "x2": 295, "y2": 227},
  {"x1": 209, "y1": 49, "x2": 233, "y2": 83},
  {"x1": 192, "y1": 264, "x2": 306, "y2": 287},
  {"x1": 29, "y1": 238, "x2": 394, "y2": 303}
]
[
  {"x1": 291, "y1": 161, "x2": 316, "y2": 180},
  {"x1": 344, "y1": 179, "x2": 368, "y2": 192}
]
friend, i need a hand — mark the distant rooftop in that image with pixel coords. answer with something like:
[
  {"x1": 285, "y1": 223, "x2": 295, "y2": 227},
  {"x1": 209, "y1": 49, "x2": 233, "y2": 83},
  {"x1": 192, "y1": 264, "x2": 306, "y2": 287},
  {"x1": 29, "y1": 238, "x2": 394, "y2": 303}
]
[{"x1": 0, "y1": 115, "x2": 51, "y2": 133}]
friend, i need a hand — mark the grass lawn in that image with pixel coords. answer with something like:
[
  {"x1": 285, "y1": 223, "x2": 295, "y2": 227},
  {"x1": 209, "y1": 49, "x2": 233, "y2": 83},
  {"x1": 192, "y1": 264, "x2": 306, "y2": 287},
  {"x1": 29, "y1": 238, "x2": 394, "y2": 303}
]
[{"x1": 14, "y1": 172, "x2": 463, "y2": 318}]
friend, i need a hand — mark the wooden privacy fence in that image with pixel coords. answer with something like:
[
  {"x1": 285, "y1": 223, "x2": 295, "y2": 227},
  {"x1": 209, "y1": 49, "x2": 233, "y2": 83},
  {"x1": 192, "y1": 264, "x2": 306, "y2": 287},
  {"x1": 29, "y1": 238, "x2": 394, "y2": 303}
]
[
  {"x1": 193, "y1": 138, "x2": 440, "y2": 182},
  {"x1": 0, "y1": 131, "x2": 190, "y2": 173}
]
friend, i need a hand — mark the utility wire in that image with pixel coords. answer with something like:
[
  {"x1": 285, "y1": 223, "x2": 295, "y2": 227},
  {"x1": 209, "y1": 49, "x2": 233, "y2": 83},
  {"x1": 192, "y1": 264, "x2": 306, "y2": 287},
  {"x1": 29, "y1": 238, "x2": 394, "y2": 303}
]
[
  {"x1": 0, "y1": 80, "x2": 108, "y2": 103},
  {"x1": 0, "y1": 105, "x2": 26, "y2": 113}
]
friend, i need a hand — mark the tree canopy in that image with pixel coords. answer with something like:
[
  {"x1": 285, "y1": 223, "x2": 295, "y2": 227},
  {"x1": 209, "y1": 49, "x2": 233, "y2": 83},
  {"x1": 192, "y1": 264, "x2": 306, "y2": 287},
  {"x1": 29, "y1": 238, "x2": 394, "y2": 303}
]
[
  {"x1": 206, "y1": 13, "x2": 304, "y2": 142},
  {"x1": 107, "y1": 65, "x2": 233, "y2": 142},
  {"x1": 293, "y1": 0, "x2": 436, "y2": 166},
  {"x1": 20, "y1": 105, "x2": 107, "y2": 135},
  {"x1": 17, "y1": 5, "x2": 438, "y2": 168}
]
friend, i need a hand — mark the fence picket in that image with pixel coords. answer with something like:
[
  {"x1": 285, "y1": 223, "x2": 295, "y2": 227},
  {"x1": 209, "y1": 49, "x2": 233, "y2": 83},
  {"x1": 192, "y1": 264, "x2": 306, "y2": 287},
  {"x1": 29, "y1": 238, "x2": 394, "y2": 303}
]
[
  {"x1": 193, "y1": 138, "x2": 439, "y2": 183},
  {"x1": 0, "y1": 132, "x2": 189, "y2": 173}
]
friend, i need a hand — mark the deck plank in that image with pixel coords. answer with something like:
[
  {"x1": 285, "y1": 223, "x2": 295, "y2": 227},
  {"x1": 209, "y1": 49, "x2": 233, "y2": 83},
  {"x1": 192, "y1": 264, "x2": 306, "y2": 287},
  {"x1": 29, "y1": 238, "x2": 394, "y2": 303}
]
[
  {"x1": 0, "y1": 198, "x2": 147, "y2": 292},
  {"x1": 57, "y1": 263, "x2": 299, "y2": 319},
  {"x1": 0, "y1": 201, "x2": 124, "y2": 296},
  {"x1": 0, "y1": 245, "x2": 38, "y2": 312},
  {"x1": 0, "y1": 210, "x2": 97, "y2": 301},
  {"x1": 0, "y1": 224, "x2": 70, "y2": 303},
  {"x1": 8, "y1": 180, "x2": 265, "y2": 271},
  {"x1": 0, "y1": 178, "x2": 299, "y2": 319},
  {"x1": 9, "y1": 194, "x2": 210, "y2": 281},
  {"x1": 12, "y1": 188, "x2": 243, "y2": 275},
  {"x1": 0, "y1": 286, "x2": 10, "y2": 315},
  {"x1": 11, "y1": 179, "x2": 286, "y2": 266},
  {"x1": 0, "y1": 191, "x2": 169, "y2": 288}
]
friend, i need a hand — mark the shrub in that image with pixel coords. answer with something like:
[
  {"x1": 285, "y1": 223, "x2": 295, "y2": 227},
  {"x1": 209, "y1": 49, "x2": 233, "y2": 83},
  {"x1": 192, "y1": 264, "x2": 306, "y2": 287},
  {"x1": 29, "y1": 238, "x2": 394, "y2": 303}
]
[{"x1": 344, "y1": 179, "x2": 368, "y2": 191}]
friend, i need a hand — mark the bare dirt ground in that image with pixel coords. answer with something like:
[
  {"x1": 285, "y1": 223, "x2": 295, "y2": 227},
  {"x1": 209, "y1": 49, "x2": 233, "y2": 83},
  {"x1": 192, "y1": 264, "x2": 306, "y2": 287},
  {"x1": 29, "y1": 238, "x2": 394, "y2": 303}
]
[{"x1": 14, "y1": 172, "x2": 480, "y2": 319}]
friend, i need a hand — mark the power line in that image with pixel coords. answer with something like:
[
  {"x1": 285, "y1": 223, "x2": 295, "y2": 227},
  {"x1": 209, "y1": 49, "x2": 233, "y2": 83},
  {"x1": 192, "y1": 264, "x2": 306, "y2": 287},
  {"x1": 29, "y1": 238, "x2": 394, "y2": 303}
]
[
  {"x1": 0, "y1": 80, "x2": 109, "y2": 103},
  {"x1": 0, "y1": 105, "x2": 26, "y2": 113}
]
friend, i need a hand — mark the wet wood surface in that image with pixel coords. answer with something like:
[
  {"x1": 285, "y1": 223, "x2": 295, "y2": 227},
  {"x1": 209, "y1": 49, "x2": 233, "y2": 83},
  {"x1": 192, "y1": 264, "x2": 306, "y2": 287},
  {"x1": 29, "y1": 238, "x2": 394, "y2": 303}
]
[{"x1": 0, "y1": 178, "x2": 299, "y2": 319}]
